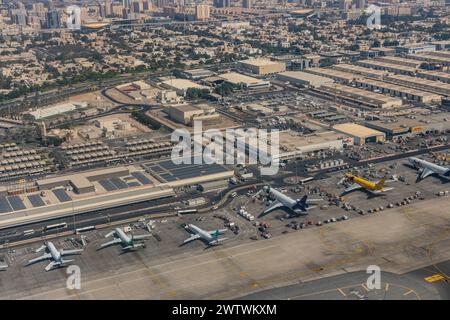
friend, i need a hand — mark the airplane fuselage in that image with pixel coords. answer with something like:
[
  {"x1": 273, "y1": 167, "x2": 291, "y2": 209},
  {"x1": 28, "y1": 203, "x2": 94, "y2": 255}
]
[
  {"x1": 409, "y1": 157, "x2": 450, "y2": 176},
  {"x1": 47, "y1": 242, "x2": 61, "y2": 262},
  {"x1": 116, "y1": 228, "x2": 132, "y2": 245},
  {"x1": 268, "y1": 188, "x2": 296, "y2": 207},
  {"x1": 187, "y1": 224, "x2": 214, "y2": 242},
  {"x1": 345, "y1": 174, "x2": 380, "y2": 191}
]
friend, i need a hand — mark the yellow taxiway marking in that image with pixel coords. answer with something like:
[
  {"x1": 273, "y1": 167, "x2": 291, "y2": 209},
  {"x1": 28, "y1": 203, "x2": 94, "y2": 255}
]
[
  {"x1": 167, "y1": 291, "x2": 177, "y2": 298},
  {"x1": 403, "y1": 290, "x2": 414, "y2": 296},
  {"x1": 424, "y1": 274, "x2": 445, "y2": 283},
  {"x1": 361, "y1": 284, "x2": 369, "y2": 292},
  {"x1": 337, "y1": 288, "x2": 346, "y2": 297}
]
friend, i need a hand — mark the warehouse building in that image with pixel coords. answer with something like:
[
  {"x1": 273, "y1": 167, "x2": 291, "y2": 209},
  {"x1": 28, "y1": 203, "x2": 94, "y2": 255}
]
[
  {"x1": 365, "y1": 113, "x2": 450, "y2": 138},
  {"x1": 243, "y1": 129, "x2": 353, "y2": 161},
  {"x1": 376, "y1": 56, "x2": 422, "y2": 68},
  {"x1": 354, "y1": 78, "x2": 442, "y2": 103},
  {"x1": 276, "y1": 71, "x2": 334, "y2": 88},
  {"x1": 427, "y1": 50, "x2": 450, "y2": 59},
  {"x1": 198, "y1": 180, "x2": 229, "y2": 193},
  {"x1": 333, "y1": 123, "x2": 385, "y2": 145},
  {"x1": 218, "y1": 72, "x2": 271, "y2": 89},
  {"x1": 161, "y1": 78, "x2": 209, "y2": 96},
  {"x1": 356, "y1": 60, "x2": 417, "y2": 75},
  {"x1": 304, "y1": 67, "x2": 357, "y2": 84},
  {"x1": 318, "y1": 83, "x2": 403, "y2": 109},
  {"x1": 332, "y1": 64, "x2": 386, "y2": 79},
  {"x1": 166, "y1": 104, "x2": 219, "y2": 126},
  {"x1": 416, "y1": 70, "x2": 450, "y2": 84},
  {"x1": 25, "y1": 102, "x2": 88, "y2": 120},
  {"x1": 181, "y1": 69, "x2": 216, "y2": 80},
  {"x1": 407, "y1": 53, "x2": 450, "y2": 67},
  {"x1": 372, "y1": 47, "x2": 396, "y2": 56},
  {"x1": 364, "y1": 118, "x2": 426, "y2": 139},
  {"x1": 396, "y1": 43, "x2": 436, "y2": 54},
  {"x1": 238, "y1": 58, "x2": 286, "y2": 75},
  {"x1": 384, "y1": 74, "x2": 450, "y2": 97}
]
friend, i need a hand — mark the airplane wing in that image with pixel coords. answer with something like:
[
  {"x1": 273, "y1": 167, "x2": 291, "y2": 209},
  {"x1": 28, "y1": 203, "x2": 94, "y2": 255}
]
[
  {"x1": 105, "y1": 230, "x2": 116, "y2": 238},
  {"x1": 45, "y1": 261, "x2": 58, "y2": 272},
  {"x1": 35, "y1": 245, "x2": 46, "y2": 253},
  {"x1": 419, "y1": 168, "x2": 434, "y2": 180},
  {"x1": 208, "y1": 229, "x2": 228, "y2": 235},
  {"x1": 99, "y1": 238, "x2": 122, "y2": 249},
  {"x1": 263, "y1": 200, "x2": 284, "y2": 214},
  {"x1": 344, "y1": 183, "x2": 362, "y2": 193},
  {"x1": 132, "y1": 234, "x2": 152, "y2": 241},
  {"x1": 27, "y1": 253, "x2": 52, "y2": 265},
  {"x1": 306, "y1": 198, "x2": 323, "y2": 202},
  {"x1": 60, "y1": 249, "x2": 83, "y2": 256},
  {"x1": 183, "y1": 234, "x2": 201, "y2": 244}
]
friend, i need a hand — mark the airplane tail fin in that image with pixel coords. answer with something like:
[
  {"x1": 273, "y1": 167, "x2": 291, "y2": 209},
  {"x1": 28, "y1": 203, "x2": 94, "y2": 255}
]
[
  {"x1": 297, "y1": 195, "x2": 308, "y2": 207},
  {"x1": 212, "y1": 230, "x2": 220, "y2": 239},
  {"x1": 375, "y1": 178, "x2": 385, "y2": 189}
]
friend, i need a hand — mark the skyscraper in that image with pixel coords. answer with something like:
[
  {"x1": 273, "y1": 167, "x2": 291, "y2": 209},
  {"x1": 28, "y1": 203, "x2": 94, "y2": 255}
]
[
  {"x1": 105, "y1": 0, "x2": 112, "y2": 16},
  {"x1": 356, "y1": 0, "x2": 366, "y2": 9},
  {"x1": 339, "y1": 0, "x2": 352, "y2": 12},
  {"x1": 215, "y1": 0, "x2": 230, "y2": 8},
  {"x1": 195, "y1": 4, "x2": 210, "y2": 20},
  {"x1": 242, "y1": 0, "x2": 252, "y2": 9},
  {"x1": 45, "y1": 10, "x2": 60, "y2": 28}
]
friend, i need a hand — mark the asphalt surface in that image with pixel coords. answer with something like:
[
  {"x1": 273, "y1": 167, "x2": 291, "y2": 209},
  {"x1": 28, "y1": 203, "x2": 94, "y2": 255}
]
[{"x1": 239, "y1": 262, "x2": 450, "y2": 300}]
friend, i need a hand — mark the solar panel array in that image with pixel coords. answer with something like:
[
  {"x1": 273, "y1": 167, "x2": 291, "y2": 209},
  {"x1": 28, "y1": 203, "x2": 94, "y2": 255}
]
[{"x1": 149, "y1": 160, "x2": 228, "y2": 182}]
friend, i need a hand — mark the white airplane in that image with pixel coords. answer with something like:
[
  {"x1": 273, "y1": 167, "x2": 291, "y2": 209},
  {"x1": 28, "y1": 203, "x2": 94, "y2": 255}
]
[
  {"x1": 254, "y1": 186, "x2": 322, "y2": 217},
  {"x1": 182, "y1": 224, "x2": 228, "y2": 246},
  {"x1": 26, "y1": 241, "x2": 83, "y2": 271},
  {"x1": 99, "y1": 227, "x2": 152, "y2": 250},
  {"x1": 408, "y1": 157, "x2": 450, "y2": 181}
]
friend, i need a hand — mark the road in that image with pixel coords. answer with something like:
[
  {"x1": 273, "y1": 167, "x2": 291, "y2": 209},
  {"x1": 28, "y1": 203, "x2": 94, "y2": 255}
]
[{"x1": 2, "y1": 143, "x2": 450, "y2": 247}]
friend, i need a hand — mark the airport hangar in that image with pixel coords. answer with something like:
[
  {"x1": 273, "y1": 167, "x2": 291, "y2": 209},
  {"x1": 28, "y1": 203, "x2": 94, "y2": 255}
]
[
  {"x1": 242, "y1": 129, "x2": 353, "y2": 162},
  {"x1": 0, "y1": 161, "x2": 234, "y2": 229},
  {"x1": 238, "y1": 58, "x2": 286, "y2": 75},
  {"x1": 218, "y1": 72, "x2": 271, "y2": 90},
  {"x1": 364, "y1": 112, "x2": 450, "y2": 139},
  {"x1": 332, "y1": 123, "x2": 386, "y2": 145}
]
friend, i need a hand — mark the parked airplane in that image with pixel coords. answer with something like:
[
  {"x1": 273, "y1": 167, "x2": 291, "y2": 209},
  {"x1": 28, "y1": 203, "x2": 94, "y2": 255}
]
[
  {"x1": 99, "y1": 227, "x2": 152, "y2": 250},
  {"x1": 339, "y1": 173, "x2": 394, "y2": 194},
  {"x1": 408, "y1": 157, "x2": 450, "y2": 181},
  {"x1": 26, "y1": 241, "x2": 83, "y2": 271},
  {"x1": 254, "y1": 186, "x2": 321, "y2": 217},
  {"x1": 182, "y1": 224, "x2": 228, "y2": 246}
]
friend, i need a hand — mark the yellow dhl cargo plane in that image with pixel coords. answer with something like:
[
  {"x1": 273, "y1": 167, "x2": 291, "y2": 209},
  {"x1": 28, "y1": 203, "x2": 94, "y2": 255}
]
[{"x1": 340, "y1": 173, "x2": 394, "y2": 194}]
